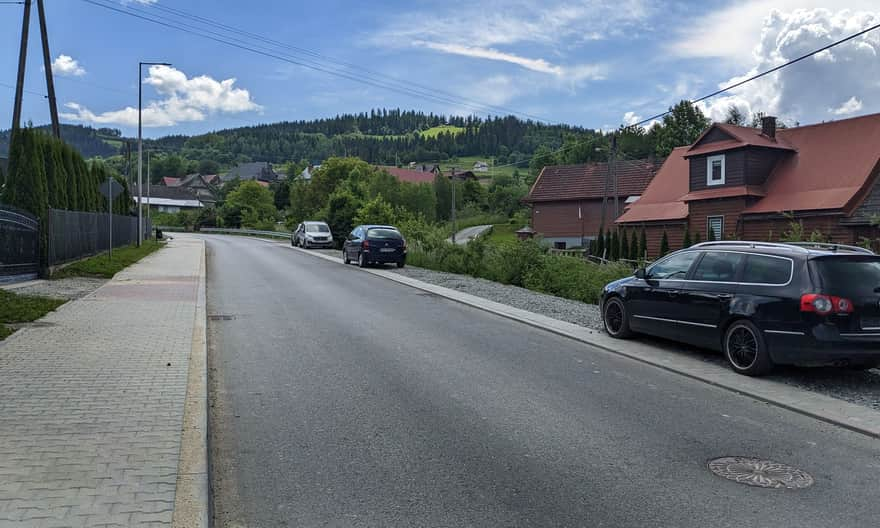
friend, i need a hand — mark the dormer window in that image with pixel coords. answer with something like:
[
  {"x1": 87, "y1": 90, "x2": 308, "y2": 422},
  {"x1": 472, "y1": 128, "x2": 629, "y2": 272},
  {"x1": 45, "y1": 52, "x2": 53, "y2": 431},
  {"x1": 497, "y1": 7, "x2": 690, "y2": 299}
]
[{"x1": 707, "y1": 155, "x2": 725, "y2": 186}]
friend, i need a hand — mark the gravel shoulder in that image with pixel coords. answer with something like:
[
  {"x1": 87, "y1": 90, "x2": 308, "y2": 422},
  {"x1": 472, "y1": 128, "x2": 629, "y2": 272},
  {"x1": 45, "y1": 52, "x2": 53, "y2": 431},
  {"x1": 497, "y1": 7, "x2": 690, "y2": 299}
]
[
  {"x1": 2, "y1": 277, "x2": 108, "y2": 300},
  {"x1": 309, "y1": 248, "x2": 880, "y2": 411}
]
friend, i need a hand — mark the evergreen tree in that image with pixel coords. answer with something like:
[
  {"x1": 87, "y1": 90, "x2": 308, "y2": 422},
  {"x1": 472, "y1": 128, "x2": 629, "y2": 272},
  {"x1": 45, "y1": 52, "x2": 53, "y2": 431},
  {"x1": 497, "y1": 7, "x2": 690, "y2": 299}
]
[
  {"x1": 43, "y1": 136, "x2": 69, "y2": 210},
  {"x1": 62, "y1": 144, "x2": 79, "y2": 210},
  {"x1": 605, "y1": 230, "x2": 612, "y2": 259},
  {"x1": 640, "y1": 229, "x2": 647, "y2": 260},
  {"x1": 629, "y1": 230, "x2": 639, "y2": 261},
  {"x1": 610, "y1": 230, "x2": 620, "y2": 260},
  {"x1": 2, "y1": 128, "x2": 49, "y2": 266},
  {"x1": 620, "y1": 229, "x2": 629, "y2": 260},
  {"x1": 683, "y1": 226, "x2": 692, "y2": 248},
  {"x1": 660, "y1": 231, "x2": 669, "y2": 256},
  {"x1": 596, "y1": 227, "x2": 605, "y2": 257}
]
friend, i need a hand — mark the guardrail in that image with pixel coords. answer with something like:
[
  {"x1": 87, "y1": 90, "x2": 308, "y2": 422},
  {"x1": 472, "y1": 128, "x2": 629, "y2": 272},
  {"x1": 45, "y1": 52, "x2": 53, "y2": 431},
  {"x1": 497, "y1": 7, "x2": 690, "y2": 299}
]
[{"x1": 156, "y1": 226, "x2": 292, "y2": 239}]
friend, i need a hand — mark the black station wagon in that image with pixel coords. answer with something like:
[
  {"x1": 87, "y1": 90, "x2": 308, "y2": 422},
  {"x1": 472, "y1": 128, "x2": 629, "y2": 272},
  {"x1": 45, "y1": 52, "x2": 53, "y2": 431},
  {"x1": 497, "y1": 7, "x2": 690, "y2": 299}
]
[{"x1": 601, "y1": 241, "x2": 880, "y2": 376}]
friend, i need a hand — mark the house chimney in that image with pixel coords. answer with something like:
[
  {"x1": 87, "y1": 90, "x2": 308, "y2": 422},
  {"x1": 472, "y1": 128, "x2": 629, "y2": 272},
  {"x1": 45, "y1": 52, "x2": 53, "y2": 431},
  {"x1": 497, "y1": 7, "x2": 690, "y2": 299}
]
[{"x1": 761, "y1": 115, "x2": 777, "y2": 139}]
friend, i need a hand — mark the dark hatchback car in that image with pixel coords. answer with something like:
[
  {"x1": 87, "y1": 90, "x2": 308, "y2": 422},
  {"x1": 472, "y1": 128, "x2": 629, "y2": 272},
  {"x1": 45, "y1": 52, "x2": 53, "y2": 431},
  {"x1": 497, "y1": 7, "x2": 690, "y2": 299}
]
[
  {"x1": 343, "y1": 225, "x2": 407, "y2": 268},
  {"x1": 601, "y1": 241, "x2": 880, "y2": 376}
]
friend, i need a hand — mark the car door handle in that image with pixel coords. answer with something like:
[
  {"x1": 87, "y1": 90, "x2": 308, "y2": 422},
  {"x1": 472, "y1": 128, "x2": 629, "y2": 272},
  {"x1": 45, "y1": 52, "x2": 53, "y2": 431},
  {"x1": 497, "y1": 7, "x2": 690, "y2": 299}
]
[
  {"x1": 716, "y1": 294, "x2": 733, "y2": 301},
  {"x1": 666, "y1": 290, "x2": 680, "y2": 297}
]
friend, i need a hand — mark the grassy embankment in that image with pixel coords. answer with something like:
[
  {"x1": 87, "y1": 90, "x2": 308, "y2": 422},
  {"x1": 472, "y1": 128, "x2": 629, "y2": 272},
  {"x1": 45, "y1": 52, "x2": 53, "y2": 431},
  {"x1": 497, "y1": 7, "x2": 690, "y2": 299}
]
[{"x1": 52, "y1": 240, "x2": 164, "y2": 279}]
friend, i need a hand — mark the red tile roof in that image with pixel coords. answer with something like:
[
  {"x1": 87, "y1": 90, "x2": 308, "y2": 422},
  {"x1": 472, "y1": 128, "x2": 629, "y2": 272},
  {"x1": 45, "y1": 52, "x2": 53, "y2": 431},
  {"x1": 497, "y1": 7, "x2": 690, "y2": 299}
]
[
  {"x1": 616, "y1": 113, "x2": 880, "y2": 223},
  {"x1": 616, "y1": 148, "x2": 690, "y2": 223},
  {"x1": 680, "y1": 185, "x2": 766, "y2": 202},
  {"x1": 743, "y1": 114, "x2": 880, "y2": 214},
  {"x1": 523, "y1": 158, "x2": 662, "y2": 203},
  {"x1": 162, "y1": 177, "x2": 182, "y2": 187},
  {"x1": 377, "y1": 166, "x2": 437, "y2": 184},
  {"x1": 685, "y1": 123, "x2": 795, "y2": 157}
]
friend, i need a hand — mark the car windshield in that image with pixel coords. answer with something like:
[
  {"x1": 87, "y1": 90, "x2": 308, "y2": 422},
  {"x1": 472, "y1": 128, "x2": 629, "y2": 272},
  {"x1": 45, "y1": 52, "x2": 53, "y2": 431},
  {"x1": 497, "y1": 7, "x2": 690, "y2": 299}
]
[
  {"x1": 811, "y1": 256, "x2": 880, "y2": 297},
  {"x1": 306, "y1": 224, "x2": 330, "y2": 233},
  {"x1": 366, "y1": 228, "x2": 401, "y2": 239}
]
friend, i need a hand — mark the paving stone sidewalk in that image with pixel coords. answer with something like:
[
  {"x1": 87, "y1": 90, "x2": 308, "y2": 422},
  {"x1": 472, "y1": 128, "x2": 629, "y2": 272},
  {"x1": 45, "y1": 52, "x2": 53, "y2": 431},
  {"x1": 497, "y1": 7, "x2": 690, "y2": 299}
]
[{"x1": 0, "y1": 237, "x2": 204, "y2": 528}]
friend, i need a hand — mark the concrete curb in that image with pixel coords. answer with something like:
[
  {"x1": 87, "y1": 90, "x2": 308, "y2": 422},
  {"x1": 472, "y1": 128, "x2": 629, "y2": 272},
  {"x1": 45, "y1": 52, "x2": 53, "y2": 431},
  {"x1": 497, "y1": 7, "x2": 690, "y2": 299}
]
[
  {"x1": 289, "y1": 245, "x2": 880, "y2": 440},
  {"x1": 173, "y1": 239, "x2": 210, "y2": 527}
]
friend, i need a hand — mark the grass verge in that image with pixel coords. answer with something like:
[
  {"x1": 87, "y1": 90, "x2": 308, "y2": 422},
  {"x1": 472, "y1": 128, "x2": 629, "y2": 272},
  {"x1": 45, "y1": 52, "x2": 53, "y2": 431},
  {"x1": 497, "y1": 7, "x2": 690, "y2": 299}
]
[
  {"x1": 484, "y1": 223, "x2": 518, "y2": 245},
  {"x1": 0, "y1": 289, "x2": 67, "y2": 340},
  {"x1": 52, "y1": 240, "x2": 164, "y2": 279}
]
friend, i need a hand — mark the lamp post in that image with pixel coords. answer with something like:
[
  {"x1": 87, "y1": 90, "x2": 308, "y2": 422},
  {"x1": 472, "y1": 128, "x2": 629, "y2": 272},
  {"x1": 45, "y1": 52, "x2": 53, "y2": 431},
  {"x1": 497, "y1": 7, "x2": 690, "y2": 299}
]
[{"x1": 138, "y1": 61, "x2": 171, "y2": 245}]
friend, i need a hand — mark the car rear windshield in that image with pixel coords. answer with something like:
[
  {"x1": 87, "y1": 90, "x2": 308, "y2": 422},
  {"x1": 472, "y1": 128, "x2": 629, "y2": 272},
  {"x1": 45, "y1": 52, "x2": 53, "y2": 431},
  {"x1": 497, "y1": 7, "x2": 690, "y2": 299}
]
[
  {"x1": 811, "y1": 256, "x2": 880, "y2": 297},
  {"x1": 367, "y1": 228, "x2": 402, "y2": 239},
  {"x1": 306, "y1": 224, "x2": 330, "y2": 233}
]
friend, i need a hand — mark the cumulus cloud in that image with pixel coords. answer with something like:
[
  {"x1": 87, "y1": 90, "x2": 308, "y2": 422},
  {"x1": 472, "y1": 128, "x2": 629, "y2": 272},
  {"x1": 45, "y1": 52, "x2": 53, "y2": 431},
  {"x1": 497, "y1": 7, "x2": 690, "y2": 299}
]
[
  {"x1": 829, "y1": 96, "x2": 863, "y2": 115},
  {"x1": 51, "y1": 55, "x2": 86, "y2": 77},
  {"x1": 694, "y1": 7, "x2": 880, "y2": 124},
  {"x1": 60, "y1": 65, "x2": 261, "y2": 127}
]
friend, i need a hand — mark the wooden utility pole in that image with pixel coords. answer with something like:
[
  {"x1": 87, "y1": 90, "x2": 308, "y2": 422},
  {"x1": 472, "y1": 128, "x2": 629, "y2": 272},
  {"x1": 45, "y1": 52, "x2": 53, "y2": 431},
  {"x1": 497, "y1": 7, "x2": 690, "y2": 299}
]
[
  {"x1": 11, "y1": 0, "x2": 32, "y2": 133},
  {"x1": 36, "y1": 0, "x2": 60, "y2": 138}
]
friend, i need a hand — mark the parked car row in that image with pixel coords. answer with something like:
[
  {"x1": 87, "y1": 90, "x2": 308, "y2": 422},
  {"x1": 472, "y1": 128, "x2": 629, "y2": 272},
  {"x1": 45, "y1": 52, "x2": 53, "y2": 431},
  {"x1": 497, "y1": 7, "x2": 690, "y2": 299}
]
[
  {"x1": 291, "y1": 220, "x2": 408, "y2": 269},
  {"x1": 601, "y1": 241, "x2": 880, "y2": 376}
]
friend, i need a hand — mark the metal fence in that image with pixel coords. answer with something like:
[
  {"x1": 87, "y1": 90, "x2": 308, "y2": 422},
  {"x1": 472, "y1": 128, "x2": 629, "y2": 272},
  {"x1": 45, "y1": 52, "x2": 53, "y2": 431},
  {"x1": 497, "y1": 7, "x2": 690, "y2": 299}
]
[
  {"x1": 0, "y1": 203, "x2": 39, "y2": 282},
  {"x1": 157, "y1": 226, "x2": 292, "y2": 239},
  {"x1": 47, "y1": 209, "x2": 151, "y2": 266}
]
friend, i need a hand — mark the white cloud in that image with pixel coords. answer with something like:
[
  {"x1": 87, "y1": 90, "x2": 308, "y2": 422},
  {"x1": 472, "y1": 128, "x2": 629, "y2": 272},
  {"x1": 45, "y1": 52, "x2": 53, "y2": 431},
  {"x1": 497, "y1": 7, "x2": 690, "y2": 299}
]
[
  {"x1": 694, "y1": 8, "x2": 880, "y2": 124},
  {"x1": 829, "y1": 96, "x2": 863, "y2": 115},
  {"x1": 623, "y1": 111, "x2": 640, "y2": 126},
  {"x1": 60, "y1": 65, "x2": 261, "y2": 127},
  {"x1": 669, "y1": 0, "x2": 878, "y2": 64},
  {"x1": 51, "y1": 55, "x2": 86, "y2": 77},
  {"x1": 413, "y1": 41, "x2": 604, "y2": 81}
]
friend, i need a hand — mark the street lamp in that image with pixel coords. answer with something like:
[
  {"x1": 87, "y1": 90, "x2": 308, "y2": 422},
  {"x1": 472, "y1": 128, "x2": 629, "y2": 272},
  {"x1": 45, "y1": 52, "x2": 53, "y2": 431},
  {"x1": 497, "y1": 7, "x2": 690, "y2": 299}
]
[{"x1": 138, "y1": 61, "x2": 171, "y2": 245}]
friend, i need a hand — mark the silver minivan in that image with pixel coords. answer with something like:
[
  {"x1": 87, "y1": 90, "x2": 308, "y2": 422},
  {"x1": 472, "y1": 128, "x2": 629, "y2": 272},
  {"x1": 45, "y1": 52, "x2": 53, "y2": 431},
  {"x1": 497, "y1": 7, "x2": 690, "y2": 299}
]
[{"x1": 292, "y1": 221, "x2": 334, "y2": 249}]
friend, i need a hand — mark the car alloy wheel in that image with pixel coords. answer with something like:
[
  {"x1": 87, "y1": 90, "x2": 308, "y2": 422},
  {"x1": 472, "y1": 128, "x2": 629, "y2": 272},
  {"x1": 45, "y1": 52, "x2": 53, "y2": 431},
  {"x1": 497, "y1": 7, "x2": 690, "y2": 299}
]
[
  {"x1": 724, "y1": 320, "x2": 772, "y2": 376},
  {"x1": 358, "y1": 251, "x2": 367, "y2": 268},
  {"x1": 602, "y1": 297, "x2": 633, "y2": 338}
]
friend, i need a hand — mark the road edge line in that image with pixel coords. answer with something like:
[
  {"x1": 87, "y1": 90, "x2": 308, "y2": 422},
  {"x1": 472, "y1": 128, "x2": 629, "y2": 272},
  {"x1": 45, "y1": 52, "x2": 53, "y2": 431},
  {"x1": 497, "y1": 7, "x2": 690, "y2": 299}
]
[
  {"x1": 289, "y1": 245, "x2": 880, "y2": 439},
  {"x1": 173, "y1": 238, "x2": 210, "y2": 528}
]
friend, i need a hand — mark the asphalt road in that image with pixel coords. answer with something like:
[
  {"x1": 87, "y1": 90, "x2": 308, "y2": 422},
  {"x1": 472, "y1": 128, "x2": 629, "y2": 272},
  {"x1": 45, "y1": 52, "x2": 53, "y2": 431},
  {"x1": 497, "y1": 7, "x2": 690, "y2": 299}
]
[
  {"x1": 449, "y1": 224, "x2": 492, "y2": 245},
  {"x1": 206, "y1": 235, "x2": 880, "y2": 528}
]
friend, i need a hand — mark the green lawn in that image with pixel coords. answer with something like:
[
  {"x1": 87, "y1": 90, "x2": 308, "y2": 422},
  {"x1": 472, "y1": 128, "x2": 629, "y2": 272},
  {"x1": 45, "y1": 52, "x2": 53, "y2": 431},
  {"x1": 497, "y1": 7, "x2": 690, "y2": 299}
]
[
  {"x1": 484, "y1": 223, "x2": 519, "y2": 245},
  {"x1": 432, "y1": 155, "x2": 520, "y2": 180},
  {"x1": 419, "y1": 125, "x2": 465, "y2": 138},
  {"x1": 0, "y1": 289, "x2": 66, "y2": 340},
  {"x1": 52, "y1": 240, "x2": 164, "y2": 279}
]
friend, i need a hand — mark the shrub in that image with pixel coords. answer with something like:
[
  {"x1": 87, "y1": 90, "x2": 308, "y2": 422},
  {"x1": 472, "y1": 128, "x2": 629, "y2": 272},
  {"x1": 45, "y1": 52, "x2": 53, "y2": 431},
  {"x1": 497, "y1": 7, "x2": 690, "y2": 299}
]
[
  {"x1": 523, "y1": 256, "x2": 632, "y2": 304},
  {"x1": 480, "y1": 239, "x2": 546, "y2": 286}
]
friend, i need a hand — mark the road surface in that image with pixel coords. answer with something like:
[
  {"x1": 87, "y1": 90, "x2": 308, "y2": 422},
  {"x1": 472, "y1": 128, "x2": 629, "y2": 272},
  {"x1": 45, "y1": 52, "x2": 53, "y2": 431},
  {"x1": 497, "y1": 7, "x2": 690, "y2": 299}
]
[
  {"x1": 449, "y1": 224, "x2": 492, "y2": 244},
  {"x1": 206, "y1": 235, "x2": 879, "y2": 527}
]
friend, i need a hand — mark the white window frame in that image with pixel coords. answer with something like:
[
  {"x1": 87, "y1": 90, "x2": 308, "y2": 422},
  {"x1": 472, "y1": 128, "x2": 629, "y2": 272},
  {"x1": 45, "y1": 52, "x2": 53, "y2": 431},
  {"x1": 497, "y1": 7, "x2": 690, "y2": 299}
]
[
  {"x1": 707, "y1": 215, "x2": 724, "y2": 240},
  {"x1": 707, "y1": 154, "x2": 725, "y2": 186}
]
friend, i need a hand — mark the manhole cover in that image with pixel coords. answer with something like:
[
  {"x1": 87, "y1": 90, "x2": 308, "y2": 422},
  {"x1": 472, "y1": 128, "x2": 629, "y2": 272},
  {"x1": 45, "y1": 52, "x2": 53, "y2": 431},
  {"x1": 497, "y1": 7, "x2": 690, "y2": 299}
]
[
  {"x1": 708, "y1": 457, "x2": 814, "y2": 489},
  {"x1": 208, "y1": 314, "x2": 235, "y2": 321}
]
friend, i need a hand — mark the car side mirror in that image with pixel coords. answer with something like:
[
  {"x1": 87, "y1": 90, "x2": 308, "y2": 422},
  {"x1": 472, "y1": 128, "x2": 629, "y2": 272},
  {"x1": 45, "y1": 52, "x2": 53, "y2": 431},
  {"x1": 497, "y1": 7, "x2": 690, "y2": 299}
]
[{"x1": 635, "y1": 268, "x2": 646, "y2": 279}]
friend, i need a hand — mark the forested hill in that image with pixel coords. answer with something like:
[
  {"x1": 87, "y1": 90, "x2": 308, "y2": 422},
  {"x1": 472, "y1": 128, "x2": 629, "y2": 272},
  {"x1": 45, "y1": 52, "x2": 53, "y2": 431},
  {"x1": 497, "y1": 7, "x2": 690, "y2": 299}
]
[
  {"x1": 1, "y1": 110, "x2": 595, "y2": 168},
  {"x1": 145, "y1": 110, "x2": 593, "y2": 166},
  {"x1": 0, "y1": 124, "x2": 121, "y2": 159}
]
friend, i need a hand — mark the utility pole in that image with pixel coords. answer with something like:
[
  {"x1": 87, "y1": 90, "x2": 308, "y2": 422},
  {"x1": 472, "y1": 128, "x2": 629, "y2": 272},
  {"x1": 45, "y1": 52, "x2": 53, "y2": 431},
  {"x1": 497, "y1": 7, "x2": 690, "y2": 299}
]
[
  {"x1": 36, "y1": 0, "x2": 60, "y2": 138},
  {"x1": 11, "y1": 0, "x2": 31, "y2": 133},
  {"x1": 611, "y1": 133, "x2": 619, "y2": 221},
  {"x1": 146, "y1": 150, "x2": 151, "y2": 235},
  {"x1": 450, "y1": 167, "x2": 457, "y2": 244}
]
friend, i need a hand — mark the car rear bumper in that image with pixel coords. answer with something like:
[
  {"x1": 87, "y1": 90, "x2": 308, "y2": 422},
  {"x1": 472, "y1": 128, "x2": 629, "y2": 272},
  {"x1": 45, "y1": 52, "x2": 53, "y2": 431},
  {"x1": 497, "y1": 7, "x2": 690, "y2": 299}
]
[
  {"x1": 764, "y1": 327, "x2": 880, "y2": 366},
  {"x1": 365, "y1": 250, "x2": 406, "y2": 263}
]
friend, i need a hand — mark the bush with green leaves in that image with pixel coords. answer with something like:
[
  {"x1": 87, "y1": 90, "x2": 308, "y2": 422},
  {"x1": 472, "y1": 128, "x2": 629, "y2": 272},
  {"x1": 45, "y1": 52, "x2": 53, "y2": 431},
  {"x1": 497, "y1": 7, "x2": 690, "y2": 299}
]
[{"x1": 523, "y1": 256, "x2": 633, "y2": 304}]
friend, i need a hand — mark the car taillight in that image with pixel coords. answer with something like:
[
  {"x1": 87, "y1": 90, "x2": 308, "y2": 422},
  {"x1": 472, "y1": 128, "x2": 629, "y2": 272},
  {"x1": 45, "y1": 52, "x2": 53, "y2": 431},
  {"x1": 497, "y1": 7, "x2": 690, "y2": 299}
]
[
  {"x1": 362, "y1": 239, "x2": 370, "y2": 249},
  {"x1": 402, "y1": 238, "x2": 407, "y2": 250},
  {"x1": 800, "y1": 294, "x2": 854, "y2": 314}
]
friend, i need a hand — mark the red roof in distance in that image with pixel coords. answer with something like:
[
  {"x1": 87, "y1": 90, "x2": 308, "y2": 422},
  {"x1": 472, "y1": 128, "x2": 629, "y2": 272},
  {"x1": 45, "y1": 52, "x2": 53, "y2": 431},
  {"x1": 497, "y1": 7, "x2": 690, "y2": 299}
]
[
  {"x1": 377, "y1": 166, "x2": 437, "y2": 184},
  {"x1": 524, "y1": 158, "x2": 662, "y2": 203}
]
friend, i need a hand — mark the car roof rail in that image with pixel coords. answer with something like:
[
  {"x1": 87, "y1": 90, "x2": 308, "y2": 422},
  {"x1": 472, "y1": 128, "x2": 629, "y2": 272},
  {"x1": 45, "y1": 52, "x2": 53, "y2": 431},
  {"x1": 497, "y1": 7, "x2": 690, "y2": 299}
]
[
  {"x1": 782, "y1": 242, "x2": 875, "y2": 255},
  {"x1": 690, "y1": 240, "x2": 810, "y2": 253}
]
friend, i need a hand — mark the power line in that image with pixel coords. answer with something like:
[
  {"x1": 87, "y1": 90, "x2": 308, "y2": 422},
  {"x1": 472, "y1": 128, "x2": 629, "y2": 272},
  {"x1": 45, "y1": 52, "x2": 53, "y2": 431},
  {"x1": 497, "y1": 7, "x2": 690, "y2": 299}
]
[
  {"x1": 490, "y1": 20, "x2": 880, "y2": 171},
  {"x1": 145, "y1": 2, "x2": 550, "y2": 123},
  {"x1": 80, "y1": 0, "x2": 549, "y2": 122},
  {"x1": 0, "y1": 80, "x2": 47, "y2": 98}
]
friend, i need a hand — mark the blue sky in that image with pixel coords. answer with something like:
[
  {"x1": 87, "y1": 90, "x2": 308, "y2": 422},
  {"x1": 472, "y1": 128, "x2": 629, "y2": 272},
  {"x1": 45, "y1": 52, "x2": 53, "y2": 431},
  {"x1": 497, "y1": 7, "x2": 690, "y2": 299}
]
[{"x1": 1, "y1": 0, "x2": 878, "y2": 138}]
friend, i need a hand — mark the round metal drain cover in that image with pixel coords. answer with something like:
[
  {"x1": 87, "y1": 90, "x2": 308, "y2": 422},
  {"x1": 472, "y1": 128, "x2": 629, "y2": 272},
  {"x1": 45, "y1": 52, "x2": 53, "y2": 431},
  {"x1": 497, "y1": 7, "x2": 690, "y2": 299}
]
[{"x1": 708, "y1": 457, "x2": 814, "y2": 489}]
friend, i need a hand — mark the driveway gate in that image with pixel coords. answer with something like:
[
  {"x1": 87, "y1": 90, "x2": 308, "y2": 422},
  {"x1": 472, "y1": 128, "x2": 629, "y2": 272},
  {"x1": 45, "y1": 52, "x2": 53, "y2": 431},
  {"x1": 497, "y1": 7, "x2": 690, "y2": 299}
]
[{"x1": 0, "y1": 203, "x2": 39, "y2": 282}]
